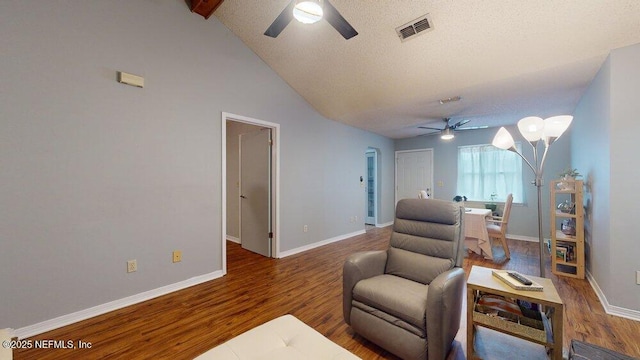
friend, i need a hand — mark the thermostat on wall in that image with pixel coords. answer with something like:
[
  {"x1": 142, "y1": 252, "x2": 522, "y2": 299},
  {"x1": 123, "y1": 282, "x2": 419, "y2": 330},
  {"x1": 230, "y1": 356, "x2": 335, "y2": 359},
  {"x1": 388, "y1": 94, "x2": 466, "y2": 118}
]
[{"x1": 117, "y1": 71, "x2": 144, "y2": 88}]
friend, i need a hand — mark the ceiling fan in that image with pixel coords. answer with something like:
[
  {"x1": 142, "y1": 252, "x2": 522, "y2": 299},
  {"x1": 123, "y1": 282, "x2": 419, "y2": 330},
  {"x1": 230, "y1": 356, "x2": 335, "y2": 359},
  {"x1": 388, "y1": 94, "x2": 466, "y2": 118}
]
[
  {"x1": 264, "y1": 0, "x2": 358, "y2": 39},
  {"x1": 418, "y1": 118, "x2": 486, "y2": 140}
]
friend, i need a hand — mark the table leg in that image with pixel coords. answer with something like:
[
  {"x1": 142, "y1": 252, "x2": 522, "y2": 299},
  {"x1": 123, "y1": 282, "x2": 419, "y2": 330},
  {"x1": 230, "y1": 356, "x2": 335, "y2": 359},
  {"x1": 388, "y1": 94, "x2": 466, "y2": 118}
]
[
  {"x1": 552, "y1": 305, "x2": 564, "y2": 360},
  {"x1": 466, "y1": 288, "x2": 475, "y2": 359}
]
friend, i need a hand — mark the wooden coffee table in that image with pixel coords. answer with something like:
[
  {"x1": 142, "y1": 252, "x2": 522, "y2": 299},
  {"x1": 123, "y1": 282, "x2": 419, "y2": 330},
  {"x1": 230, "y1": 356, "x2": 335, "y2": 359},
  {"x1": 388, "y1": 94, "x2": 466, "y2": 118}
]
[{"x1": 467, "y1": 265, "x2": 564, "y2": 360}]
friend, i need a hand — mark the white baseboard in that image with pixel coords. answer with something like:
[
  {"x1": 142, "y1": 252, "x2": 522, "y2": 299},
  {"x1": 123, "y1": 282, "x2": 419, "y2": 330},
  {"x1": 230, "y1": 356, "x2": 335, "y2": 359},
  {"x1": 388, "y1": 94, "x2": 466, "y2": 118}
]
[
  {"x1": 586, "y1": 270, "x2": 640, "y2": 322},
  {"x1": 278, "y1": 230, "x2": 366, "y2": 258},
  {"x1": 509, "y1": 239, "x2": 640, "y2": 321},
  {"x1": 376, "y1": 221, "x2": 393, "y2": 228},
  {"x1": 14, "y1": 270, "x2": 224, "y2": 339},
  {"x1": 226, "y1": 235, "x2": 240, "y2": 244}
]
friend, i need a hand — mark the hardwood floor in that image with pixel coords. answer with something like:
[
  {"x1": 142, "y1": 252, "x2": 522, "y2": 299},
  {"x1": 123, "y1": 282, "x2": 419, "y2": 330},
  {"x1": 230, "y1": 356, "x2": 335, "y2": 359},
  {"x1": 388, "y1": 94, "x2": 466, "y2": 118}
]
[{"x1": 15, "y1": 226, "x2": 640, "y2": 359}]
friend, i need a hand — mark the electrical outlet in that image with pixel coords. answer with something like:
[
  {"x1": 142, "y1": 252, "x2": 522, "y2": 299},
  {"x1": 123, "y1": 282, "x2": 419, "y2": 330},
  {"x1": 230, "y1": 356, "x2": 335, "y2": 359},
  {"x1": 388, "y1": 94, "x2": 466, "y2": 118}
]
[
  {"x1": 350, "y1": 216, "x2": 354, "y2": 223},
  {"x1": 173, "y1": 250, "x2": 182, "y2": 263},
  {"x1": 303, "y1": 225, "x2": 308, "y2": 233},
  {"x1": 355, "y1": 216, "x2": 358, "y2": 222},
  {"x1": 127, "y1": 259, "x2": 137, "y2": 273}
]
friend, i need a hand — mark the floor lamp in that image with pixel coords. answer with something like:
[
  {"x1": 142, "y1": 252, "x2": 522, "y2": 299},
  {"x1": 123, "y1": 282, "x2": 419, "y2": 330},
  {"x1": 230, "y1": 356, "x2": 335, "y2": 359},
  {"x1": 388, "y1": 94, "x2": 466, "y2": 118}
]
[{"x1": 492, "y1": 115, "x2": 573, "y2": 277}]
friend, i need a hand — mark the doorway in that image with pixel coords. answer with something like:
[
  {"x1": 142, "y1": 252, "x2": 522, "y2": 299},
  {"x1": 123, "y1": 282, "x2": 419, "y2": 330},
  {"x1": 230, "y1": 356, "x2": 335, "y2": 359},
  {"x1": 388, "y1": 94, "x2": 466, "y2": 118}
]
[
  {"x1": 395, "y1": 149, "x2": 434, "y2": 204},
  {"x1": 222, "y1": 112, "x2": 280, "y2": 274},
  {"x1": 365, "y1": 149, "x2": 377, "y2": 225}
]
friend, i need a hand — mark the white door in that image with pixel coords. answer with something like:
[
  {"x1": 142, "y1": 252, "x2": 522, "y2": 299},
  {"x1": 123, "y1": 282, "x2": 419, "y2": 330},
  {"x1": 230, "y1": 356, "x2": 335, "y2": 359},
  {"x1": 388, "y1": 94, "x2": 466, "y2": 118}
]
[
  {"x1": 395, "y1": 149, "x2": 433, "y2": 203},
  {"x1": 365, "y1": 150, "x2": 377, "y2": 225},
  {"x1": 240, "y1": 128, "x2": 272, "y2": 257}
]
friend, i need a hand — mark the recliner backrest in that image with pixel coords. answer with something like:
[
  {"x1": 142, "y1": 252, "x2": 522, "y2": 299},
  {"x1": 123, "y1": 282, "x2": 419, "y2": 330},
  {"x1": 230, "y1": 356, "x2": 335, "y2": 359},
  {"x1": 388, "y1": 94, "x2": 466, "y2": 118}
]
[{"x1": 385, "y1": 198, "x2": 464, "y2": 285}]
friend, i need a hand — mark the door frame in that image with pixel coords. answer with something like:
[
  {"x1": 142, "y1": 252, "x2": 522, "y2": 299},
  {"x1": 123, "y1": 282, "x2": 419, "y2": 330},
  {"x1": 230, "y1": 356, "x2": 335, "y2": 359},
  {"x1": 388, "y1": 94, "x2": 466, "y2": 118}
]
[
  {"x1": 222, "y1": 112, "x2": 280, "y2": 274},
  {"x1": 394, "y1": 149, "x2": 434, "y2": 205}
]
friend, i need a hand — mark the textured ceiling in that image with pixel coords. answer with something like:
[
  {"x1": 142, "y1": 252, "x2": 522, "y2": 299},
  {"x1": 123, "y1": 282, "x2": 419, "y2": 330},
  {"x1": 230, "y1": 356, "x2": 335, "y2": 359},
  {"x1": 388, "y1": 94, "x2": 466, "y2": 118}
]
[{"x1": 214, "y1": 0, "x2": 640, "y2": 139}]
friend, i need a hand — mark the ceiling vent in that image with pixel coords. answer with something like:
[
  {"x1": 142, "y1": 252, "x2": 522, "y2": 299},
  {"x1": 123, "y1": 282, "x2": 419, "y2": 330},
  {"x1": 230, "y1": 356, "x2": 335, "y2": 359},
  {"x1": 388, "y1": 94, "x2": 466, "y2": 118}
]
[{"x1": 396, "y1": 14, "x2": 433, "y2": 42}]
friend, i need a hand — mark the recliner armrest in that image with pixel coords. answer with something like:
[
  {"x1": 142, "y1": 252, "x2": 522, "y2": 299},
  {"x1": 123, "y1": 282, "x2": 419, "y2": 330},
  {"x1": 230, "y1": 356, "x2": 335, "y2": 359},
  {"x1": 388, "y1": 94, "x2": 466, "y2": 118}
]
[
  {"x1": 342, "y1": 250, "x2": 387, "y2": 324},
  {"x1": 425, "y1": 267, "x2": 465, "y2": 360}
]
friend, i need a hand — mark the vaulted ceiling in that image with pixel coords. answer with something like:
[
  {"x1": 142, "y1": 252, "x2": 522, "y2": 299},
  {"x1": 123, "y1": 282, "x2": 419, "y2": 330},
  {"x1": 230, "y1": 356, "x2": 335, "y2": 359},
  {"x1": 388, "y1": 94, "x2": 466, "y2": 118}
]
[{"x1": 197, "y1": 1, "x2": 640, "y2": 139}]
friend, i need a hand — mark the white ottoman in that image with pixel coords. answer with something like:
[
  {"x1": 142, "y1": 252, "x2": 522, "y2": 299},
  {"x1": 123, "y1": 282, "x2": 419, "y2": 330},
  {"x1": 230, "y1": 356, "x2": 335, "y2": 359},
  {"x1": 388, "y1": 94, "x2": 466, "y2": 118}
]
[{"x1": 194, "y1": 315, "x2": 359, "y2": 360}]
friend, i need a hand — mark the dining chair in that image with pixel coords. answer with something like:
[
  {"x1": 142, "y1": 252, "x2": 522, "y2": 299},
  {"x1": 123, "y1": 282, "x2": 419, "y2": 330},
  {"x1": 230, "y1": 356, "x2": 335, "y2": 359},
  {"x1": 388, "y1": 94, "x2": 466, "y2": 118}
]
[{"x1": 486, "y1": 193, "x2": 513, "y2": 259}]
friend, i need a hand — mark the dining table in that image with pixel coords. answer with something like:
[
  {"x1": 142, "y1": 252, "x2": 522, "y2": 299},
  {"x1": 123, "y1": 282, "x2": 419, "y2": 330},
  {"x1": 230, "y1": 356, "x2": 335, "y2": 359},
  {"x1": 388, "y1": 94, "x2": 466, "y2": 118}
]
[{"x1": 464, "y1": 207, "x2": 493, "y2": 259}]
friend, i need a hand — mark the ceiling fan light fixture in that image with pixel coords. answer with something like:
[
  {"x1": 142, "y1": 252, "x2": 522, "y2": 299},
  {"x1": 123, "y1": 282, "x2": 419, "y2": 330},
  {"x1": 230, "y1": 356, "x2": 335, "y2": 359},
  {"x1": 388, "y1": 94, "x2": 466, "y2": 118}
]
[
  {"x1": 439, "y1": 96, "x2": 462, "y2": 105},
  {"x1": 440, "y1": 128, "x2": 454, "y2": 140},
  {"x1": 293, "y1": 0, "x2": 323, "y2": 24}
]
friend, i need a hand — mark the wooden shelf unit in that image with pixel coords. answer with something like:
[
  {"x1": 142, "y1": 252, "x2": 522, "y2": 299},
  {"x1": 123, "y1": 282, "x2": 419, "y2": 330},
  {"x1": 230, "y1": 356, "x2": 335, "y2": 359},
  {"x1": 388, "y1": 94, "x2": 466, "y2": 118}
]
[{"x1": 550, "y1": 179, "x2": 585, "y2": 279}]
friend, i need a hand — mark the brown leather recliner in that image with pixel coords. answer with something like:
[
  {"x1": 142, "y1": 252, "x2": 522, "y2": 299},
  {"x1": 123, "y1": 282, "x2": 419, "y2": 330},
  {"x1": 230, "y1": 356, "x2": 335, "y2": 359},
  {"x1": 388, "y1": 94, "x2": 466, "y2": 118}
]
[{"x1": 343, "y1": 198, "x2": 465, "y2": 360}]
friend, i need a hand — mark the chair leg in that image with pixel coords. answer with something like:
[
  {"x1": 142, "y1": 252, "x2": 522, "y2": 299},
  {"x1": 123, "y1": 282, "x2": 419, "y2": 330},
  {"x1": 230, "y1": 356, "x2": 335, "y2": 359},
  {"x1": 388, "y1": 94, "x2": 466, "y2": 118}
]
[{"x1": 499, "y1": 235, "x2": 510, "y2": 259}]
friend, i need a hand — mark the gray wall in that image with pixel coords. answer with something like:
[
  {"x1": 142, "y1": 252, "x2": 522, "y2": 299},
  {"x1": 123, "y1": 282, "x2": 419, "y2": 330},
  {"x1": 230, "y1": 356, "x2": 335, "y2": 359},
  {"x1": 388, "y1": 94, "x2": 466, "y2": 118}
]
[
  {"x1": 572, "y1": 56, "x2": 612, "y2": 302},
  {"x1": 0, "y1": 0, "x2": 394, "y2": 330},
  {"x1": 395, "y1": 126, "x2": 571, "y2": 239},
  {"x1": 573, "y1": 43, "x2": 640, "y2": 311}
]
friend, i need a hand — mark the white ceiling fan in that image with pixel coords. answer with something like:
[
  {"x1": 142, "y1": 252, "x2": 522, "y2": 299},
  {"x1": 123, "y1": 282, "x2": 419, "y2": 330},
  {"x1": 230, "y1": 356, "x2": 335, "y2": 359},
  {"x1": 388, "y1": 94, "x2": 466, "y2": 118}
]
[
  {"x1": 264, "y1": 0, "x2": 358, "y2": 39},
  {"x1": 418, "y1": 118, "x2": 488, "y2": 140}
]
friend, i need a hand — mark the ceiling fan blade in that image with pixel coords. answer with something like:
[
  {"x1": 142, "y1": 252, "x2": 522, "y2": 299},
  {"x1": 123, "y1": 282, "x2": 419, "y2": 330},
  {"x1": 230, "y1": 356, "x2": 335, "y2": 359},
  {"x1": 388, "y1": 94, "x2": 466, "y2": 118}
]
[
  {"x1": 455, "y1": 125, "x2": 489, "y2": 131},
  {"x1": 418, "y1": 131, "x2": 441, "y2": 137},
  {"x1": 264, "y1": 1, "x2": 296, "y2": 38},
  {"x1": 323, "y1": 0, "x2": 358, "y2": 39},
  {"x1": 418, "y1": 126, "x2": 443, "y2": 131},
  {"x1": 452, "y1": 119, "x2": 471, "y2": 129}
]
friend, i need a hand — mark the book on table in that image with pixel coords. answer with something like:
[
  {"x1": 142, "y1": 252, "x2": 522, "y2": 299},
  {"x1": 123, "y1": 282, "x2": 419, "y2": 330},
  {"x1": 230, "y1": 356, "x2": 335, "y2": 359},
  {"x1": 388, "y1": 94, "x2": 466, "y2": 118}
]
[{"x1": 491, "y1": 270, "x2": 543, "y2": 291}]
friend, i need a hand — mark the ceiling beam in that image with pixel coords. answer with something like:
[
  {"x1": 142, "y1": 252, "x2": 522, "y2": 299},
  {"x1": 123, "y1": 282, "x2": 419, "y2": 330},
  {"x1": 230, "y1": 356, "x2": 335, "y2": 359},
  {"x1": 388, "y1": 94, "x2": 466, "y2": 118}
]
[{"x1": 189, "y1": 0, "x2": 225, "y2": 20}]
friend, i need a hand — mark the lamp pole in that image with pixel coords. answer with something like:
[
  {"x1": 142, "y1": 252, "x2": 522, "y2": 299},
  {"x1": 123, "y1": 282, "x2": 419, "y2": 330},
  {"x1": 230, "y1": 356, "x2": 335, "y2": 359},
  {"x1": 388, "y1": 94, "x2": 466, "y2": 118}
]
[
  {"x1": 509, "y1": 147, "x2": 547, "y2": 277},
  {"x1": 535, "y1": 178, "x2": 545, "y2": 277},
  {"x1": 492, "y1": 116, "x2": 573, "y2": 278}
]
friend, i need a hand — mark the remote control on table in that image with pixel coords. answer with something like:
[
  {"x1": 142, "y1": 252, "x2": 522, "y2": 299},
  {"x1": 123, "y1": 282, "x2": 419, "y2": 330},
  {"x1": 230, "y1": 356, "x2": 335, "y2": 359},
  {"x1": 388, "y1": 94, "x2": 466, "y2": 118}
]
[{"x1": 508, "y1": 271, "x2": 533, "y2": 285}]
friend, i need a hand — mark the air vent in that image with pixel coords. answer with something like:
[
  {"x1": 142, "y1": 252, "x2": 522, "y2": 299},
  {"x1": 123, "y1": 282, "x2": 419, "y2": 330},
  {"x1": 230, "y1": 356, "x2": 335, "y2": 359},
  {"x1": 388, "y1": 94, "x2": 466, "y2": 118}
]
[{"x1": 396, "y1": 14, "x2": 433, "y2": 42}]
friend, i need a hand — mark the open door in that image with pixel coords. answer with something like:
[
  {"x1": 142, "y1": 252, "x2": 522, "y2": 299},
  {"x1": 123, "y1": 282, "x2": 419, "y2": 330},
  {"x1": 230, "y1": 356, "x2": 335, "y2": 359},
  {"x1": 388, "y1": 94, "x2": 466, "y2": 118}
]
[{"x1": 239, "y1": 128, "x2": 272, "y2": 257}]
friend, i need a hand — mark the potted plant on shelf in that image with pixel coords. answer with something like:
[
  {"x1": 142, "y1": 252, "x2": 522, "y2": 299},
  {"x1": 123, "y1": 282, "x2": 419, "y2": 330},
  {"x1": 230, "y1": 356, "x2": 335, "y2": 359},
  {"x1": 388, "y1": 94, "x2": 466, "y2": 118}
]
[
  {"x1": 557, "y1": 168, "x2": 581, "y2": 190},
  {"x1": 559, "y1": 168, "x2": 581, "y2": 180}
]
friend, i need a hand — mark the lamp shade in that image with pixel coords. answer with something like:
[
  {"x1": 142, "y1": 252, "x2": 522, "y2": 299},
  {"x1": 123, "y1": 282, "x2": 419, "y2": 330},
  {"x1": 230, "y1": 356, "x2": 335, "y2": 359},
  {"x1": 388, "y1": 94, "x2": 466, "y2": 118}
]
[
  {"x1": 517, "y1": 116, "x2": 545, "y2": 142},
  {"x1": 492, "y1": 127, "x2": 515, "y2": 150},
  {"x1": 293, "y1": 0, "x2": 323, "y2": 24},
  {"x1": 543, "y1": 115, "x2": 573, "y2": 138},
  {"x1": 440, "y1": 128, "x2": 454, "y2": 140}
]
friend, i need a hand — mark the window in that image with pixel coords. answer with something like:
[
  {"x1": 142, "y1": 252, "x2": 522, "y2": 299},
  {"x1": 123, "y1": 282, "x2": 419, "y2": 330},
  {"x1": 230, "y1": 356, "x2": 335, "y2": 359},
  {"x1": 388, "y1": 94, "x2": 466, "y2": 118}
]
[{"x1": 457, "y1": 143, "x2": 523, "y2": 203}]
